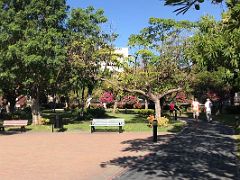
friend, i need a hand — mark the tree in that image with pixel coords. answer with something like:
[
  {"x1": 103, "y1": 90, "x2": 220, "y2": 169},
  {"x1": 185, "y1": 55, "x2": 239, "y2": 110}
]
[
  {"x1": 164, "y1": 0, "x2": 227, "y2": 14},
  {"x1": 23, "y1": 0, "x2": 68, "y2": 124},
  {"x1": 0, "y1": 0, "x2": 31, "y2": 111},
  {"x1": 0, "y1": 0, "x2": 68, "y2": 124},
  {"x1": 67, "y1": 7, "x2": 118, "y2": 115},
  {"x1": 185, "y1": 13, "x2": 240, "y2": 107},
  {"x1": 104, "y1": 18, "x2": 194, "y2": 118}
]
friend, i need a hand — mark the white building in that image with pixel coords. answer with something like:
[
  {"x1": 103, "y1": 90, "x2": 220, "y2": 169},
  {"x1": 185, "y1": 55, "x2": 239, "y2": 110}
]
[
  {"x1": 115, "y1": 47, "x2": 128, "y2": 59},
  {"x1": 101, "y1": 47, "x2": 128, "y2": 72}
]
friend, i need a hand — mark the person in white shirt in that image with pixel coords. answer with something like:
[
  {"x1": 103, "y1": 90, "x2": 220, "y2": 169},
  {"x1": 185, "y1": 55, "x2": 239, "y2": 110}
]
[
  {"x1": 191, "y1": 98, "x2": 200, "y2": 121},
  {"x1": 204, "y1": 98, "x2": 213, "y2": 122}
]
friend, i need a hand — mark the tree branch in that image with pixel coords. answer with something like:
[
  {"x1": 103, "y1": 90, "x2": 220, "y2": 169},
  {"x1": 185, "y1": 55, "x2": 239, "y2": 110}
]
[
  {"x1": 100, "y1": 78, "x2": 148, "y2": 97},
  {"x1": 160, "y1": 87, "x2": 182, "y2": 98},
  {"x1": 123, "y1": 87, "x2": 148, "y2": 97}
]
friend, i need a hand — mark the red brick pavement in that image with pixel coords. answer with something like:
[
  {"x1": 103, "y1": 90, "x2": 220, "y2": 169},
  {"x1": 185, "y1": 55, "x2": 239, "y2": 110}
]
[{"x1": 0, "y1": 132, "x2": 169, "y2": 180}]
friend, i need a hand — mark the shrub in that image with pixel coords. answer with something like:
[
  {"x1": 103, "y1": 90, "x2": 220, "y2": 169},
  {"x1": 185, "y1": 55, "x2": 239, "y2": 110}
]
[
  {"x1": 133, "y1": 102, "x2": 143, "y2": 109},
  {"x1": 99, "y1": 92, "x2": 114, "y2": 103},
  {"x1": 147, "y1": 114, "x2": 155, "y2": 125},
  {"x1": 147, "y1": 115, "x2": 169, "y2": 127},
  {"x1": 117, "y1": 101, "x2": 124, "y2": 109},
  {"x1": 90, "y1": 103, "x2": 104, "y2": 109},
  {"x1": 41, "y1": 117, "x2": 51, "y2": 125},
  {"x1": 85, "y1": 107, "x2": 106, "y2": 118},
  {"x1": 122, "y1": 95, "x2": 138, "y2": 109},
  {"x1": 137, "y1": 109, "x2": 155, "y2": 116},
  {"x1": 157, "y1": 116, "x2": 169, "y2": 127},
  {"x1": 225, "y1": 106, "x2": 240, "y2": 114}
]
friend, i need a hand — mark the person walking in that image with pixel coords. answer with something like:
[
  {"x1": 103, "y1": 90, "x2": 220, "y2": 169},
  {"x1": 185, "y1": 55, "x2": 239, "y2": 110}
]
[
  {"x1": 204, "y1": 98, "x2": 213, "y2": 122},
  {"x1": 191, "y1": 98, "x2": 200, "y2": 121},
  {"x1": 169, "y1": 101, "x2": 175, "y2": 117}
]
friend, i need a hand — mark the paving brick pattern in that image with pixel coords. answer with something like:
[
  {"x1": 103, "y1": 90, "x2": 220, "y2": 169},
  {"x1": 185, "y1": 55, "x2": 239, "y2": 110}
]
[
  {"x1": 1, "y1": 119, "x2": 238, "y2": 180},
  {"x1": 0, "y1": 132, "x2": 168, "y2": 180}
]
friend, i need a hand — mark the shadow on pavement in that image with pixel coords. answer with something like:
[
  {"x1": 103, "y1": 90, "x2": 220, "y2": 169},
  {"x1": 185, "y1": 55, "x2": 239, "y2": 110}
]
[
  {"x1": 0, "y1": 128, "x2": 31, "y2": 135},
  {"x1": 102, "y1": 120, "x2": 239, "y2": 180}
]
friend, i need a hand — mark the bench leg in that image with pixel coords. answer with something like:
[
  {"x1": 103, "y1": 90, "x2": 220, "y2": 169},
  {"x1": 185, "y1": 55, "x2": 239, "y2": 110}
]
[
  {"x1": 119, "y1": 126, "x2": 123, "y2": 133},
  {"x1": 91, "y1": 126, "x2": 95, "y2": 133},
  {"x1": 20, "y1": 126, "x2": 26, "y2": 132}
]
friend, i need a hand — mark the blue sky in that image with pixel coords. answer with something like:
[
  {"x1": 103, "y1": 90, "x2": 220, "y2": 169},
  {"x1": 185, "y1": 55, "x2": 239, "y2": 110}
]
[{"x1": 66, "y1": 0, "x2": 226, "y2": 47}]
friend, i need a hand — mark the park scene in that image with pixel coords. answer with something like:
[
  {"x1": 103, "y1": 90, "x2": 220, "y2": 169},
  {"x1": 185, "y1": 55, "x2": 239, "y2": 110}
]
[{"x1": 0, "y1": 0, "x2": 240, "y2": 179}]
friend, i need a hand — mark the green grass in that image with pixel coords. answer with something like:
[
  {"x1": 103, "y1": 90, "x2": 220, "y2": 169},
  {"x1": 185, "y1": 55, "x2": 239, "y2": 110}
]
[
  {"x1": 104, "y1": 111, "x2": 186, "y2": 132},
  {"x1": 214, "y1": 113, "x2": 240, "y2": 159},
  {"x1": 233, "y1": 135, "x2": 240, "y2": 158},
  {"x1": 215, "y1": 114, "x2": 240, "y2": 133},
  {"x1": 1, "y1": 110, "x2": 186, "y2": 133}
]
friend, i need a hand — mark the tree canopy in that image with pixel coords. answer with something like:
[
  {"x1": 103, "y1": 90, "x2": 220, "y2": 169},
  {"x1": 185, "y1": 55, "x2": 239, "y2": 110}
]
[
  {"x1": 104, "y1": 18, "x2": 194, "y2": 118},
  {"x1": 164, "y1": 0, "x2": 239, "y2": 14}
]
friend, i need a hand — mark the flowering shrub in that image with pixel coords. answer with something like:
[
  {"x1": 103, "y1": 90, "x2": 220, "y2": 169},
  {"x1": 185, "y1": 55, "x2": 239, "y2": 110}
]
[
  {"x1": 122, "y1": 95, "x2": 138, "y2": 109},
  {"x1": 41, "y1": 118, "x2": 50, "y2": 125},
  {"x1": 99, "y1": 92, "x2": 114, "y2": 103},
  {"x1": 176, "y1": 92, "x2": 187, "y2": 103},
  {"x1": 156, "y1": 117, "x2": 169, "y2": 127},
  {"x1": 147, "y1": 114, "x2": 155, "y2": 126},
  {"x1": 117, "y1": 101, "x2": 124, "y2": 109},
  {"x1": 206, "y1": 91, "x2": 220, "y2": 101},
  {"x1": 133, "y1": 102, "x2": 142, "y2": 109},
  {"x1": 147, "y1": 115, "x2": 169, "y2": 127}
]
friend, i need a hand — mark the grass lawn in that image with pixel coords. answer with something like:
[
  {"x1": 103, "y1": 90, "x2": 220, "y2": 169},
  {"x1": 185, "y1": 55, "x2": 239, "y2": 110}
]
[
  {"x1": 1, "y1": 109, "x2": 186, "y2": 133},
  {"x1": 233, "y1": 135, "x2": 240, "y2": 158}
]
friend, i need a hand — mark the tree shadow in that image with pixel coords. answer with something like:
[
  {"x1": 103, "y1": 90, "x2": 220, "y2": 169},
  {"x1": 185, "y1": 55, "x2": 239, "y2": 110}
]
[
  {"x1": 91, "y1": 128, "x2": 124, "y2": 133},
  {"x1": 0, "y1": 127, "x2": 31, "y2": 135},
  {"x1": 102, "y1": 120, "x2": 239, "y2": 179}
]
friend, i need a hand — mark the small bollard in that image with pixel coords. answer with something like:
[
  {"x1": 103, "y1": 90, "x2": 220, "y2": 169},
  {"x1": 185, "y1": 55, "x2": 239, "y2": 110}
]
[{"x1": 153, "y1": 120, "x2": 158, "y2": 142}]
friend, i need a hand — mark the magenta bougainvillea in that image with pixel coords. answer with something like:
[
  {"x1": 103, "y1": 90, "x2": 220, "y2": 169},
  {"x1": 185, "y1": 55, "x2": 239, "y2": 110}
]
[
  {"x1": 99, "y1": 92, "x2": 114, "y2": 103},
  {"x1": 122, "y1": 95, "x2": 138, "y2": 105},
  {"x1": 206, "y1": 91, "x2": 220, "y2": 101},
  {"x1": 176, "y1": 92, "x2": 187, "y2": 103}
]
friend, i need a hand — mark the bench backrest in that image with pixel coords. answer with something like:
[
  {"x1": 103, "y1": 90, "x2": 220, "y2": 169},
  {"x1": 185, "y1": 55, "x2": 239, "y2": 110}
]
[
  {"x1": 92, "y1": 118, "x2": 125, "y2": 126},
  {"x1": 3, "y1": 120, "x2": 28, "y2": 126}
]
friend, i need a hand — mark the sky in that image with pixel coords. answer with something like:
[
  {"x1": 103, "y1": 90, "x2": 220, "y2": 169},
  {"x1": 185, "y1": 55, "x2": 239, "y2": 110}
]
[{"x1": 66, "y1": 0, "x2": 226, "y2": 48}]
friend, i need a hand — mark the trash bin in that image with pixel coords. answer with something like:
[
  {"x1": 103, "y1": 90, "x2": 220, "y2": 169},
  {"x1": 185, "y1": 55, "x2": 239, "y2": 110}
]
[{"x1": 54, "y1": 114, "x2": 63, "y2": 129}]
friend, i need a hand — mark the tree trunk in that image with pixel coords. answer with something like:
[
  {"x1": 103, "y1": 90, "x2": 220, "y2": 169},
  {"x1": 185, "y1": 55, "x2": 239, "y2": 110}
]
[
  {"x1": 144, "y1": 98, "x2": 148, "y2": 110},
  {"x1": 154, "y1": 99, "x2": 161, "y2": 119},
  {"x1": 31, "y1": 87, "x2": 41, "y2": 125},
  {"x1": 9, "y1": 97, "x2": 16, "y2": 113},
  {"x1": 31, "y1": 97, "x2": 41, "y2": 125},
  {"x1": 80, "y1": 87, "x2": 85, "y2": 117},
  {"x1": 5, "y1": 91, "x2": 17, "y2": 113},
  {"x1": 112, "y1": 101, "x2": 118, "y2": 113}
]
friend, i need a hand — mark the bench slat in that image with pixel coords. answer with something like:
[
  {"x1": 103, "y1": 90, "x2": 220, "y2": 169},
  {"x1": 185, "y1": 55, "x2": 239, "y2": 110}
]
[{"x1": 3, "y1": 120, "x2": 28, "y2": 126}]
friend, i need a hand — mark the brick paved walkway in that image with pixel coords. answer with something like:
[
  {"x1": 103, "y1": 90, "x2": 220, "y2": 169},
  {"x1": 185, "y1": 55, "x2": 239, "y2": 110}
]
[
  {"x1": 0, "y1": 131, "x2": 171, "y2": 180},
  {"x1": 1, "y1": 120, "x2": 238, "y2": 180}
]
